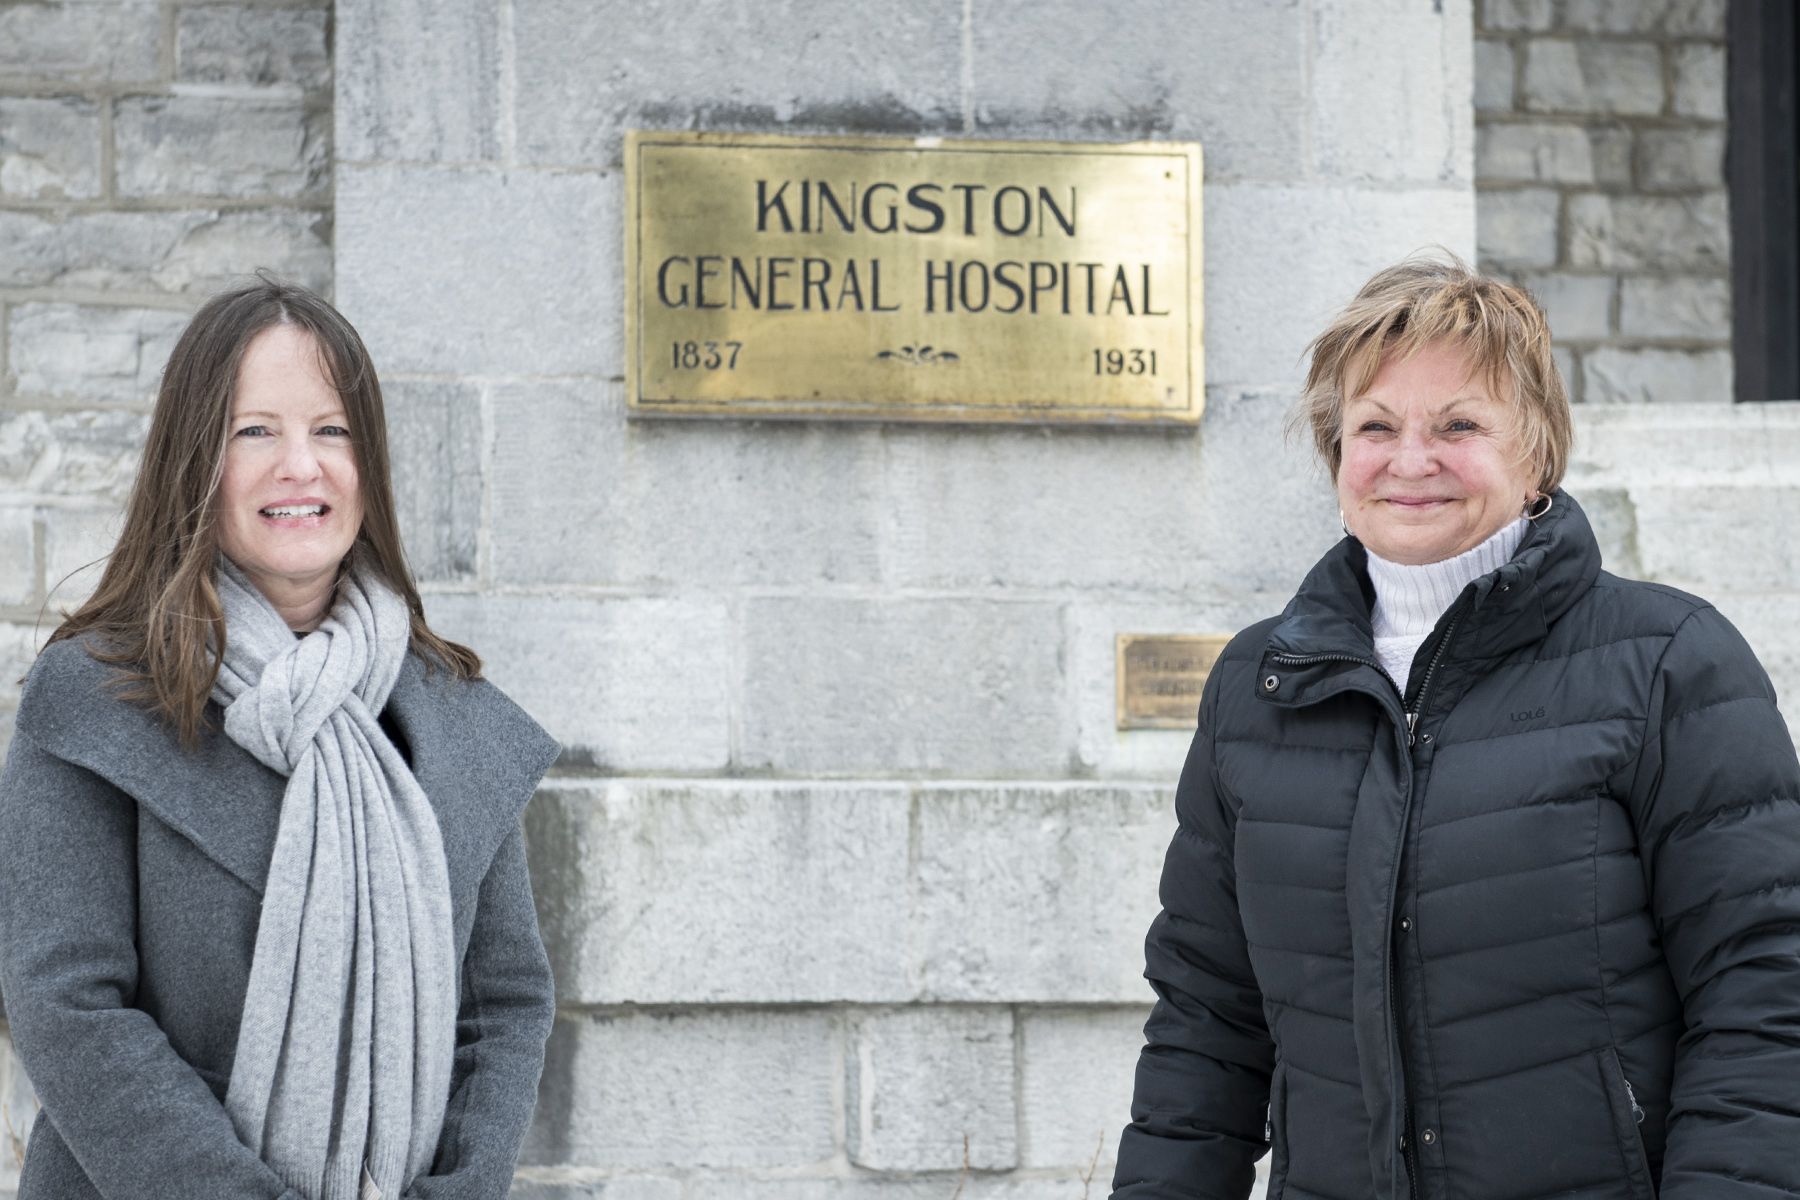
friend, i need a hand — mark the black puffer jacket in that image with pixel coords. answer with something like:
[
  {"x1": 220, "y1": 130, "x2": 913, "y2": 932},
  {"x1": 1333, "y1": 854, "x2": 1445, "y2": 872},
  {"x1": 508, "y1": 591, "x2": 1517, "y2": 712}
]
[{"x1": 1113, "y1": 491, "x2": 1800, "y2": 1200}]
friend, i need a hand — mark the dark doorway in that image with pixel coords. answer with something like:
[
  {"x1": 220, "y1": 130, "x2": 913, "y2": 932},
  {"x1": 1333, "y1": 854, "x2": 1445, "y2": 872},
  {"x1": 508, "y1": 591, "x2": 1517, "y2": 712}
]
[{"x1": 1729, "y1": 0, "x2": 1800, "y2": 401}]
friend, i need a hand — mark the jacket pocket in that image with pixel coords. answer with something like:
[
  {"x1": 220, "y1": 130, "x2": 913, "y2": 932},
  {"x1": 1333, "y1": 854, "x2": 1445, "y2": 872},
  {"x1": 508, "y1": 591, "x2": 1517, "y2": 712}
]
[
  {"x1": 1597, "y1": 1047, "x2": 1657, "y2": 1199},
  {"x1": 1266, "y1": 1062, "x2": 1290, "y2": 1199}
]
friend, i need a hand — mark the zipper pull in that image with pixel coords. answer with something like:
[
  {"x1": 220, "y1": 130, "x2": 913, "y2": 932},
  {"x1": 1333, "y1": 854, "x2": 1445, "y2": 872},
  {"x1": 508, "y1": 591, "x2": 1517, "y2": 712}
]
[
  {"x1": 1624, "y1": 1079, "x2": 1645, "y2": 1124},
  {"x1": 1406, "y1": 710, "x2": 1419, "y2": 746}
]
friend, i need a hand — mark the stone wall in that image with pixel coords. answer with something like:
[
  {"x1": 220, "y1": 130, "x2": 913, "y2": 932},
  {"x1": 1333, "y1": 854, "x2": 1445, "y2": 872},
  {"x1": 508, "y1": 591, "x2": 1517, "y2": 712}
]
[{"x1": 1473, "y1": 0, "x2": 1732, "y2": 402}]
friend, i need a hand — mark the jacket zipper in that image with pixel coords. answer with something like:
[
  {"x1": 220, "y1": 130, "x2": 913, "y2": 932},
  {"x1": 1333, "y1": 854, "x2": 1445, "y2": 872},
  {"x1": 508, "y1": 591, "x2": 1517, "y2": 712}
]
[{"x1": 1624, "y1": 1078, "x2": 1645, "y2": 1124}]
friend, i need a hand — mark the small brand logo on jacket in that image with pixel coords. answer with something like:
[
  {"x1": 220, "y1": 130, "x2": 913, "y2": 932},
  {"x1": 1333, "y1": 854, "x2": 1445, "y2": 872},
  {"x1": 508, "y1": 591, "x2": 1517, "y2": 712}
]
[{"x1": 1510, "y1": 706, "x2": 1547, "y2": 722}]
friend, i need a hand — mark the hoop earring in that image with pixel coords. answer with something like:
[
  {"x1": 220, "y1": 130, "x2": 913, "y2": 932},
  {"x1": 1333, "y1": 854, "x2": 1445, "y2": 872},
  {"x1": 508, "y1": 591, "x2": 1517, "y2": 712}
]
[
  {"x1": 1339, "y1": 510, "x2": 1352, "y2": 537},
  {"x1": 1524, "y1": 494, "x2": 1553, "y2": 520}
]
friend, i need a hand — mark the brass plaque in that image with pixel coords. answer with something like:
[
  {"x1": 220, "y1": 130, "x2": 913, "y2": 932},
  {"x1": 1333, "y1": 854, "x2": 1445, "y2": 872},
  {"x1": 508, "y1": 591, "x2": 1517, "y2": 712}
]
[
  {"x1": 1117, "y1": 634, "x2": 1231, "y2": 730},
  {"x1": 625, "y1": 130, "x2": 1203, "y2": 425}
]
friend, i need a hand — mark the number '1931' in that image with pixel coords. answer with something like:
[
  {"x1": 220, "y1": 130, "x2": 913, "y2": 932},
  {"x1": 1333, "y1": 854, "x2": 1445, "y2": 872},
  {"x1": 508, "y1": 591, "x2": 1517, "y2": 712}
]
[{"x1": 1093, "y1": 348, "x2": 1157, "y2": 376}]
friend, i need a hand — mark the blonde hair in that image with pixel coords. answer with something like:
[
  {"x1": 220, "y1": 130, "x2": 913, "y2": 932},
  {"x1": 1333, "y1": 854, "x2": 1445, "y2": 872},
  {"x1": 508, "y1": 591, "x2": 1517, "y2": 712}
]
[{"x1": 1297, "y1": 252, "x2": 1572, "y2": 494}]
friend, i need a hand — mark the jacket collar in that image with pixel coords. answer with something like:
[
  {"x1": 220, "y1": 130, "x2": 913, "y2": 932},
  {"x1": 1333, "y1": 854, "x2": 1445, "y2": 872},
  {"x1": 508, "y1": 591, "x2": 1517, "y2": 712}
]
[
  {"x1": 16, "y1": 641, "x2": 558, "y2": 896},
  {"x1": 1260, "y1": 489, "x2": 1602, "y2": 702}
]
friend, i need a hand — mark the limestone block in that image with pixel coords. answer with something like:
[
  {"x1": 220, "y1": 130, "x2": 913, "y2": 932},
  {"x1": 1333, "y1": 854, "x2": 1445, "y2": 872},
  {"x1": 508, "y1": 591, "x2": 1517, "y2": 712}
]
[
  {"x1": 1555, "y1": 345, "x2": 1579, "y2": 403},
  {"x1": 974, "y1": 0, "x2": 1305, "y2": 180},
  {"x1": 1632, "y1": 486, "x2": 1800, "y2": 592},
  {"x1": 1517, "y1": 272, "x2": 1613, "y2": 340},
  {"x1": 0, "y1": 1, "x2": 161, "y2": 85},
  {"x1": 0, "y1": 97, "x2": 101, "y2": 201},
  {"x1": 382, "y1": 381, "x2": 481, "y2": 583},
  {"x1": 0, "y1": 510, "x2": 34, "y2": 608},
  {"x1": 0, "y1": 624, "x2": 44, "y2": 711},
  {"x1": 336, "y1": 164, "x2": 615, "y2": 376},
  {"x1": 1566, "y1": 194, "x2": 1729, "y2": 271},
  {"x1": 915, "y1": 784, "x2": 1170, "y2": 1002},
  {"x1": 115, "y1": 95, "x2": 327, "y2": 201},
  {"x1": 1018, "y1": 1007, "x2": 1148, "y2": 1170},
  {"x1": 506, "y1": 1179, "x2": 682, "y2": 1200},
  {"x1": 1476, "y1": 122, "x2": 1595, "y2": 185},
  {"x1": 41, "y1": 505, "x2": 120, "y2": 612},
  {"x1": 527, "y1": 781, "x2": 914, "y2": 1005},
  {"x1": 514, "y1": 0, "x2": 961, "y2": 169},
  {"x1": 1589, "y1": 125, "x2": 1633, "y2": 187},
  {"x1": 1474, "y1": 39, "x2": 1515, "y2": 113},
  {"x1": 1582, "y1": 347, "x2": 1731, "y2": 405},
  {"x1": 1671, "y1": 44, "x2": 1726, "y2": 121},
  {"x1": 1618, "y1": 276, "x2": 1730, "y2": 340},
  {"x1": 0, "y1": 410, "x2": 148, "y2": 502},
  {"x1": 738, "y1": 597, "x2": 1066, "y2": 775},
  {"x1": 1569, "y1": 404, "x2": 1800, "y2": 484},
  {"x1": 1635, "y1": 128, "x2": 1724, "y2": 191},
  {"x1": 8, "y1": 304, "x2": 187, "y2": 405},
  {"x1": 0, "y1": 1025, "x2": 36, "y2": 1189},
  {"x1": 1522, "y1": 41, "x2": 1663, "y2": 117},
  {"x1": 1310, "y1": 0, "x2": 1473, "y2": 185},
  {"x1": 337, "y1": 0, "x2": 497, "y2": 162},
  {"x1": 0, "y1": 209, "x2": 330, "y2": 295},
  {"x1": 848, "y1": 1007, "x2": 1016, "y2": 1171},
  {"x1": 1480, "y1": 0, "x2": 1552, "y2": 31},
  {"x1": 711, "y1": 1182, "x2": 946, "y2": 1200},
  {"x1": 1562, "y1": 0, "x2": 1725, "y2": 37},
  {"x1": 525, "y1": 1010, "x2": 837, "y2": 1169},
  {"x1": 176, "y1": 6, "x2": 331, "y2": 90},
  {"x1": 487, "y1": 381, "x2": 881, "y2": 588},
  {"x1": 1205, "y1": 184, "x2": 1477, "y2": 388},
  {"x1": 1475, "y1": 188, "x2": 1559, "y2": 270},
  {"x1": 421, "y1": 593, "x2": 731, "y2": 771}
]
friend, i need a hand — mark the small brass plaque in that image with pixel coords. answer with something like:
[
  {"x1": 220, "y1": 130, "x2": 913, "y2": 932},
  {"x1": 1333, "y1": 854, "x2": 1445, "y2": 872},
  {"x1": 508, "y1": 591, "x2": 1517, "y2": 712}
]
[
  {"x1": 1117, "y1": 634, "x2": 1232, "y2": 730},
  {"x1": 625, "y1": 130, "x2": 1203, "y2": 425}
]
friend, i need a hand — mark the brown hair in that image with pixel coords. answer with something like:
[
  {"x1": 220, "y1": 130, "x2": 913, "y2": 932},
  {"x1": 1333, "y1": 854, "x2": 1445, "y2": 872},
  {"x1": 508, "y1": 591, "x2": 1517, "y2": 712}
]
[
  {"x1": 52, "y1": 273, "x2": 480, "y2": 746},
  {"x1": 1297, "y1": 252, "x2": 1573, "y2": 494}
]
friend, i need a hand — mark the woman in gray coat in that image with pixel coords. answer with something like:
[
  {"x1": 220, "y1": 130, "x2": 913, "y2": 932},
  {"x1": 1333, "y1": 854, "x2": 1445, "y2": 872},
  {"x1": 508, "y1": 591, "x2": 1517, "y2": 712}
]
[{"x1": 0, "y1": 278, "x2": 559, "y2": 1199}]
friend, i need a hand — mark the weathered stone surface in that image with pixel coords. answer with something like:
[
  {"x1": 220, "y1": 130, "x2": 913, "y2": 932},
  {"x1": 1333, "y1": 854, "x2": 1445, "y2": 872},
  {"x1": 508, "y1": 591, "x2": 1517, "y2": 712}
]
[
  {"x1": 1566, "y1": 194, "x2": 1729, "y2": 271},
  {"x1": 1474, "y1": 39, "x2": 1515, "y2": 113},
  {"x1": 506, "y1": 1178, "x2": 682, "y2": 1200},
  {"x1": 1475, "y1": 187, "x2": 1559, "y2": 270},
  {"x1": 382, "y1": 380, "x2": 481, "y2": 583},
  {"x1": 40, "y1": 505, "x2": 119, "y2": 611},
  {"x1": 1633, "y1": 486, "x2": 1800, "y2": 592},
  {"x1": 0, "y1": 1024, "x2": 36, "y2": 1188},
  {"x1": 1568, "y1": 404, "x2": 1800, "y2": 484},
  {"x1": 1311, "y1": 0, "x2": 1472, "y2": 184},
  {"x1": 1481, "y1": 0, "x2": 1552, "y2": 31},
  {"x1": 0, "y1": 623, "x2": 43, "y2": 711},
  {"x1": 0, "y1": 209, "x2": 331, "y2": 295},
  {"x1": 176, "y1": 5, "x2": 331, "y2": 90},
  {"x1": 977, "y1": 0, "x2": 1307, "y2": 180},
  {"x1": 1589, "y1": 124, "x2": 1633, "y2": 186},
  {"x1": 1618, "y1": 276, "x2": 1730, "y2": 340},
  {"x1": 336, "y1": 164, "x2": 615, "y2": 376},
  {"x1": 527, "y1": 781, "x2": 914, "y2": 1005},
  {"x1": 1521, "y1": 41, "x2": 1663, "y2": 116},
  {"x1": 7, "y1": 304, "x2": 186, "y2": 405},
  {"x1": 739, "y1": 597, "x2": 1066, "y2": 775},
  {"x1": 0, "y1": 97, "x2": 101, "y2": 201},
  {"x1": 1562, "y1": 0, "x2": 1725, "y2": 36},
  {"x1": 1518, "y1": 272, "x2": 1613, "y2": 340},
  {"x1": 0, "y1": 410, "x2": 148, "y2": 502},
  {"x1": 1476, "y1": 122, "x2": 1594, "y2": 184},
  {"x1": 115, "y1": 95, "x2": 327, "y2": 200},
  {"x1": 0, "y1": 509, "x2": 35, "y2": 608},
  {"x1": 1563, "y1": 485, "x2": 1644, "y2": 577},
  {"x1": 1018, "y1": 1007, "x2": 1147, "y2": 1169},
  {"x1": 1670, "y1": 44, "x2": 1726, "y2": 121},
  {"x1": 1555, "y1": 344, "x2": 1580, "y2": 403},
  {"x1": 487, "y1": 381, "x2": 881, "y2": 588},
  {"x1": 515, "y1": 0, "x2": 961, "y2": 169},
  {"x1": 421, "y1": 593, "x2": 731, "y2": 771},
  {"x1": 337, "y1": 0, "x2": 498, "y2": 162},
  {"x1": 525, "y1": 1010, "x2": 838, "y2": 1169},
  {"x1": 916, "y1": 785, "x2": 1170, "y2": 1001},
  {"x1": 1205, "y1": 184, "x2": 1476, "y2": 387},
  {"x1": 1635, "y1": 128, "x2": 1724, "y2": 191},
  {"x1": 1582, "y1": 347, "x2": 1731, "y2": 405},
  {"x1": 848, "y1": 1007, "x2": 1016, "y2": 1171},
  {"x1": 0, "y1": 0, "x2": 161, "y2": 84}
]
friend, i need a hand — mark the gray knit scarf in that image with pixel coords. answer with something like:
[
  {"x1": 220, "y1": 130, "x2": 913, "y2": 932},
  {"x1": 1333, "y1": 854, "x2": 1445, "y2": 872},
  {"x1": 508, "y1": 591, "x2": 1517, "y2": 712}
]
[{"x1": 211, "y1": 559, "x2": 456, "y2": 1199}]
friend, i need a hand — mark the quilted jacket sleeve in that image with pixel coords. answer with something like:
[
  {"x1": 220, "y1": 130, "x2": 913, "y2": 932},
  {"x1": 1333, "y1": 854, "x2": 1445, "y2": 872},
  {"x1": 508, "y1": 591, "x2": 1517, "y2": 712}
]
[
  {"x1": 404, "y1": 823, "x2": 556, "y2": 1200},
  {"x1": 0, "y1": 731, "x2": 304, "y2": 1200},
  {"x1": 1113, "y1": 665, "x2": 1275, "y2": 1200},
  {"x1": 1626, "y1": 605, "x2": 1800, "y2": 1197}
]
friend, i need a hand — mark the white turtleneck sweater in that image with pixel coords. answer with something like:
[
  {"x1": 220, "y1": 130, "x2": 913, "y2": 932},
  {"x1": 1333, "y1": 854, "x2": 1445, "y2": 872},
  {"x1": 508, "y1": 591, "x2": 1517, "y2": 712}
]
[{"x1": 1365, "y1": 518, "x2": 1529, "y2": 690}]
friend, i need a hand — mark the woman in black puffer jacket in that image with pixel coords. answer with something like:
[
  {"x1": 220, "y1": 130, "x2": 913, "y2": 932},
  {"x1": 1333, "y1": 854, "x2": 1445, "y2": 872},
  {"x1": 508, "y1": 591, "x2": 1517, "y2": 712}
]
[{"x1": 1112, "y1": 256, "x2": 1800, "y2": 1200}]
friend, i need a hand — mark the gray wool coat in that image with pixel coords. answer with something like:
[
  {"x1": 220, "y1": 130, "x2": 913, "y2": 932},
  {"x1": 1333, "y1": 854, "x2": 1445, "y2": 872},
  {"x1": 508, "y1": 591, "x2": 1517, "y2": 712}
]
[{"x1": 0, "y1": 636, "x2": 561, "y2": 1200}]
